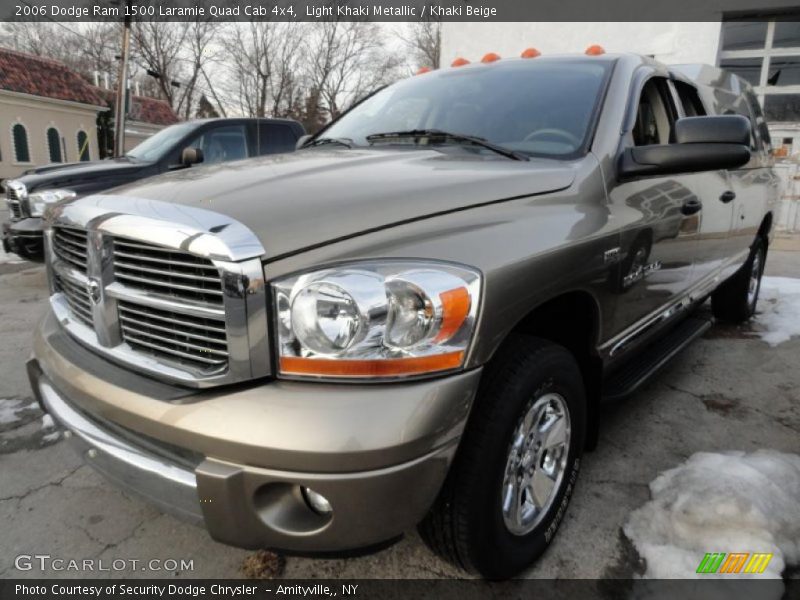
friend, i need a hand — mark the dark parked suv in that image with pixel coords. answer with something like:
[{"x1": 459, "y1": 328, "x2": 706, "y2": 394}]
[
  {"x1": 2, "y1": 117, "x2": 305, "y2": 258},
  {"x1": 29, "y1": 53, "x2": 777, "y2": 579}
]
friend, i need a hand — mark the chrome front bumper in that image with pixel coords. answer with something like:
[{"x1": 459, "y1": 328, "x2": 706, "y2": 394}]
[
  {"x1": 29, "y1": 311, "x2": 482, "y2": 551},
  {"x1": 32, "y1": 366, "x2": 203, "y2": 524}
]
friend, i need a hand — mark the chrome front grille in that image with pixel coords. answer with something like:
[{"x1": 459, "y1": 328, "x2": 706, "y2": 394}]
[
  {"x1": 8, "y1": 200, "x2": 22, "y2": 219},
  {"x1": 118, "y1": 301, "x2": 229, "y2": 369},
  {"x1": 113, "y1": 239, "x2": 224, "y2": 304},
  {"x1": 46, "y1": 199, "x2": 269, "y2": 387},
  {"x1": 52, "y1": 227, "x2": 89, "y2": 273},
  {"x1": 6, "y1": 184, "x2": 23, "y2": 220},
  {"x1": 54, "y1": 273, "x2": 93, "y2": 327}
]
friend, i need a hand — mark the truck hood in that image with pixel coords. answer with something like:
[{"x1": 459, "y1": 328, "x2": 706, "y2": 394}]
[
  {"x1": 16, "y1": 158, "x2": 148, "y2": 192},
  {"x1": 73, "y1": 148, "x2": 578, "y2": 260}
]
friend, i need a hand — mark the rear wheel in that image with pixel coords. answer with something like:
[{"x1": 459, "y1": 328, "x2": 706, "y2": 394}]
[
  {"x1": 419, "y1": 335, "x2": 586, "y2": 579},
  {"x1": 711, "y1": 238, "x2": 766, "y2": 323}
]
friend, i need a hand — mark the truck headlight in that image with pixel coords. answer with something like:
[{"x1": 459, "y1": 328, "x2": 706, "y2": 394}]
[
  {"x1": 27, "y1": 189, "x2": 76, "y2": 217},
  {"x1": 272, "y1": 261, "x2": 481, "y2": 379}
]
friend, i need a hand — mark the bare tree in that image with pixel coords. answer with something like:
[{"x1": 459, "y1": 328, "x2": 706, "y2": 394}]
[
  {"x1": 398, "y1": 21, "x2": 441, "y2": 70},
  {"x1": 306, "y1": 21, "x2": 402, "y2": 119},
  {"x1": 131, "y1": 21, "x2": 221, "y2": 119},
  {"x1": 130, "y1": 22, "x2": 189, "y2": 109},
  {"x1": 222, "y1": 22, "x2": 307, "y2": 119},
  {"x1": 0, "y1": 22, "x2": 117, "y2": 81}
]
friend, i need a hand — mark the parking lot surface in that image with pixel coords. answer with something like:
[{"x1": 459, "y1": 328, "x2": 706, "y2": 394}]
[{"x1": 1, "y1": 249, "x2": 798, "y2": 580}]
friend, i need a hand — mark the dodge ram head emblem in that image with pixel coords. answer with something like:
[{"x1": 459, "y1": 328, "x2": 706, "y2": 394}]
[{"x1": 86, "y1": 279, "x2": 101, "y2": 305}]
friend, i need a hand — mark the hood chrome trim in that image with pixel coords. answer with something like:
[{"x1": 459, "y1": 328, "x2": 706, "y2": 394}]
[{"x1": 47, "y1": 194, "x2": 266, "y2": 262}]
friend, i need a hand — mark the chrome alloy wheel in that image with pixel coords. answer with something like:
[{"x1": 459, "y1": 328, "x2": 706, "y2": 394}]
[
  {"x1": 501, "y1": 393, "x2": 571, "y2": 536},
  {"x1": 747, "y1": 249, "x2": 762, "y2": 308}
]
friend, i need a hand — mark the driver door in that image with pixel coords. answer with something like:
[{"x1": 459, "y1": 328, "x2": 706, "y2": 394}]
[{"x1": 607, "y1": 76, "x2": 703, "y2": 337}]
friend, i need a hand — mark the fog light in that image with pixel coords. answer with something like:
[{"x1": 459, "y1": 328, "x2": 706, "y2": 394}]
[{"x1": 302, "y1": 487, "x2": 332, "y2": 515}]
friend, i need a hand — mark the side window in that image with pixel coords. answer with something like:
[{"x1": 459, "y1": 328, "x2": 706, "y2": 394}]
[
  {"x1": 745, "y1": 89, "x2": 772, "y2": 152},
  {"x1": 258, "y1": 123, "x2": 297, "y2": 155},
  {"x1": 12, "y1": 123, "x2": 30, "y2": 163},
  {"x1": 721, "y1": 100, "x2": 759, "y2": 151},
  {"x1": 77, "y1": 130, "x2": 90, "y2": 161},
  {"x1": 632, "y1": 78, "x2": 678, "y2": 146},
  {"x1": 47, "y1": 127, "x2": 63, "y2": 163},
  {"x1": 188, "y1": 125, "x2": 249, "y2": 165},
  {"x1": 673, "y1": 81, "x2": 707, "y2": 117}
]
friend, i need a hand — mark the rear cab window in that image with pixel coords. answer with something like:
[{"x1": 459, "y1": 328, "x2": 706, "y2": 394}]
[{"x1": 258, "y1": 123, "x2": 298, "y2": 155}]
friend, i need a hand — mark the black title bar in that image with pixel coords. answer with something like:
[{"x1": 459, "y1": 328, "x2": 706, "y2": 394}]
[{"x1": 3, "y1": 0, "x2": 800, "y2": 22}]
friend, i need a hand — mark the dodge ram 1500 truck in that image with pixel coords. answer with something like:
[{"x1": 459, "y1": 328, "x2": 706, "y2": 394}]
[{"x1": 29, "y1": 52, "x2": 778, "y2": 579}]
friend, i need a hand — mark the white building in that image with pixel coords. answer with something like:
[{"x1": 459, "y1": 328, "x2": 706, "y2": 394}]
[{"x1": 441, "y1": 21, "x2": 800, "y2": 231}]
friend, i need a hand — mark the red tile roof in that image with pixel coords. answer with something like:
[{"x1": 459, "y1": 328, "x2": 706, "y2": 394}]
[
  {"x1": 0, "y1": 47, "x2": 104, "y2": 107},
  {"x1": 93, "y1": 86, "x2": 179, "y2": 126}
]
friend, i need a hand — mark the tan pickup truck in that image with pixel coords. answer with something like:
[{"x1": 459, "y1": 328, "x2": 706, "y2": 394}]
[{"x1": 29, "y1": 52, "x2": 777, "y2": 578}]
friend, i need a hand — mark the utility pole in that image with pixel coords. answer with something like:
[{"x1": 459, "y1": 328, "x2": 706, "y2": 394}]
[{"x1": 113, "y1": 0, "x2": 132, "y2": 157}]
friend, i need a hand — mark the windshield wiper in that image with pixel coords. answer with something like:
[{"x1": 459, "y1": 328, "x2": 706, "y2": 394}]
[
  {"x1": 304, "y1": 137, "x2": 353, "y2": 149},
  {"x1": 366, "y1": 129, "x2": 529, "y2": 161}
]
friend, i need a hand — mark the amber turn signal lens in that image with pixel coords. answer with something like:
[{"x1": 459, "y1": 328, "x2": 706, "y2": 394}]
[
  {"x1": 520, "y1": 48, "x2": 541, "y2": 59},
  {"x1": 481, "y1": 52, "x2": 501, "y2": 63},
  {"x1": 451, "y1": 57, "x2": 470, "y2": 67},
  {"x1": 434, "y1": 287, "x2": 471, "y2": 343},
  {"x1": 585, "y1": 44, "x2": 606, "y2": 56},
  {"x1": 416, "y1": 66, "x2": 432, "y2": 75},
  {"x1": 280, "y1": 351, "x2": 465, "y2": 378}
]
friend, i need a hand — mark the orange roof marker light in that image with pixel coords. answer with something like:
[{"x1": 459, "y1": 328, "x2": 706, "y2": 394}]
[
  {"x1": 481, "y1": 52, "x2": 502, "y2": 63},
  {"x1": 521, "y1": 48, "x2": 541, "y2": 59},
  {"x1": 451, "y1": 57, "x2": 470, "y2": 67},
  {"x1": 416, "y1": 66, "x2": 432, "y2": 75},
  {"x1": 585, "y1": 44, "x2": 606, "y2": 56}
]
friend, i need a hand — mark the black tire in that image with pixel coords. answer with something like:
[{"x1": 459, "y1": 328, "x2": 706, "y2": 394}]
[
  {"x1": 711, "y1": 237, "x2": 766, "y2": 323},
  {"x1": 419, "y1": 334, "x2": 586, "y2": 579}
]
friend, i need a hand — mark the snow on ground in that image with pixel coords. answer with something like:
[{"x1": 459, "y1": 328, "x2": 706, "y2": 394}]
[
  {"x1": 624, "y1": 450, "x2": 800, "y2": 593},
  {"x1": 0, "y1": 398, "x2": 25, "y2": 424},
  {"x1": 0, "y1": 245, "x2": 24, "y2": 264},
  {"x1": 755, "y1": 277, "x2": 800, "y2": 346}
]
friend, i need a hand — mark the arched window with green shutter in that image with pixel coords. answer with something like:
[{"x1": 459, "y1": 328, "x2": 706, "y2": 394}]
[
  {"x1": 77, "y1": 130, "x2": 90, "y2": 161},
  {"x1": 47, "y1": 127, "x2": 63, "y2": 163},
  {"x1": 12, "y1": 123, "x2": 30, "y2": 163}
]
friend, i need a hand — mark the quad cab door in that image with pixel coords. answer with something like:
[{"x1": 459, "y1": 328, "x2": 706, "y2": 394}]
[
  {"x1": 606, "y1": 76, "x2": 732, "y2": 338},
  {"x1": 714, "y1": 88, "x2": 778, "y2": 283}
]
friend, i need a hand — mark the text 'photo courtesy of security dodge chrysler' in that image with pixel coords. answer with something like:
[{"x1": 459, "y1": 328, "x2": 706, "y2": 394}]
[{"x1": 28, "y1": 52, "x2": 777, "y2": 579}]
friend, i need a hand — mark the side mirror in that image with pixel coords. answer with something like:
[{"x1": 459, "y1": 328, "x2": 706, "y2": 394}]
[
  {"x1": 619, "y1": 115, "x2": 752, "y2": 179},
  {"x1": 181, "y1": 147, "x2": 204, "y2": 167},
  {"x1": 675, "y1": 115, "x2": 751, "y2": 145},
  {"x1": 296, "y1": 134, "x2": 312, "y2": 150}
]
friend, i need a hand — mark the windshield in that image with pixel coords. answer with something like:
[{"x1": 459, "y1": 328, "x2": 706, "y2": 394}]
[
  {"x1": 126, "y1": 122, "x2": 198, "y2": 162},
  {"x1": 322, "y1": 58, "x2": 612, "y2": 158}
]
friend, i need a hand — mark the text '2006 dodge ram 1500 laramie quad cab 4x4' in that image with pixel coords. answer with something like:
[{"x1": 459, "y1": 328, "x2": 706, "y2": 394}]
[{"x1": 28, "y1": 52, "x2": 778, "y2": 579}]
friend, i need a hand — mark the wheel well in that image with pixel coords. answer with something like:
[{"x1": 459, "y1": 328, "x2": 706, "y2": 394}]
[{"x1": 507, "y1": 291, "x2": 602, "y2": 450}]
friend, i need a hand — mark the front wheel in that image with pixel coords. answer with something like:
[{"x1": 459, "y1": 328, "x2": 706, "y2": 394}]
[
  {"x1": 419, "y1": 335, "x2": 586, "y2": 579},
  {"x1": 712, "y1": 238, "x2": 766, "y2": 323}
]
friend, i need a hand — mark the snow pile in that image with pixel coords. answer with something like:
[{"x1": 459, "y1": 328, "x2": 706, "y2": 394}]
[
  {"x1": 41, "y1": 413, "x2": 60, "y2": 443},
  {"x1": 755, "y1": 277, "x2": 800, "y2": 346},
  {"x1": 624, "y1": 450, "x2": 800, "y2": 586},
  {"x1": 0, "y1": 398, "x2": 26, "y2": 424},
  {"x1": 0, "y1": 245, "x2": 24, "y2": 264}
]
